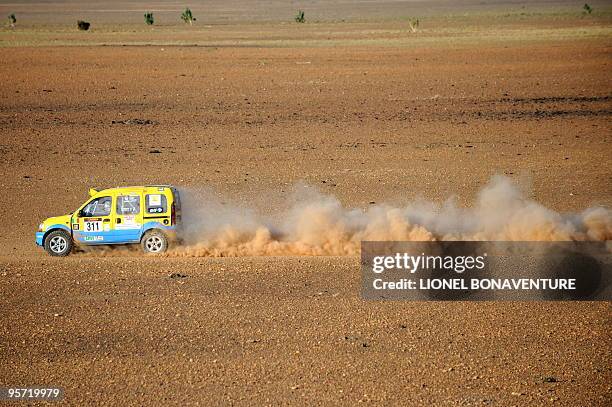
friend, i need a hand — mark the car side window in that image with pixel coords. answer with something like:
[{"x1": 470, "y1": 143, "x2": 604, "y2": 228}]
[
  {"x1": 82, "y1": 196, "x2": 112, "y2": 217},
  {"x1": 146, "y1": 194, "x2": 167, "y2": 214},
  {"x1": 117, "y1": 195, "x2": 140, "y2": 215}
]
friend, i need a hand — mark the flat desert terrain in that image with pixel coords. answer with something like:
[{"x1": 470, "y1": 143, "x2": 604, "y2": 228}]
[{"x1": 0, "y1": 1, "x2": 611, "y2": 405}]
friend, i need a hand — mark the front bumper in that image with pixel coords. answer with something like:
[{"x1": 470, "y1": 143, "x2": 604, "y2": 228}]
[{"x1": 35, "y1": 232, "x2": 44, "y2": 246}]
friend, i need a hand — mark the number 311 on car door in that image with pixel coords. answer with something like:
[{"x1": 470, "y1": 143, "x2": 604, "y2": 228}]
[{"x1": 84, "y1": 220, "x2": 102, "y2": 232}]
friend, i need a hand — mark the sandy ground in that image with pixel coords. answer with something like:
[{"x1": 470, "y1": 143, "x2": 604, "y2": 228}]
[
  {"x1": 1, "y1": 257, "x2": 610, "y2": 405},
  {"x1": 0, "y1": 5, "x2": 611, "y2": 406}
]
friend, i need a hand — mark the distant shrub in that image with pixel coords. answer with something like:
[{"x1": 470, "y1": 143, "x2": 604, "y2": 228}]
[
  {"x1": 407, "y1": 17, "x2": 419, "y2": 33},
  {"x1": 7, "y1": 13, "x2": 16, "y2": 27},
  {"x1": 583, "y1": 3, "x2": 593, "y2": 14},
  {"x1": 181, "y1": 8, "x2": 196, "y2": 24},
  {"x1": 144, "y1": 12, "x2": 154, "y2": 25},
  {"x1": 77, "y1": 20, "x2": 90, "y2": 31},
  {"x1": 295, "y1": 10, "x2": 305, "y2": 23}
]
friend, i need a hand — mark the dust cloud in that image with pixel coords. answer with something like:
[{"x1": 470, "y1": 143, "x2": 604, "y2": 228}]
[{"x1": 169, "y1": 176, "x2": 611, "y2": 257}]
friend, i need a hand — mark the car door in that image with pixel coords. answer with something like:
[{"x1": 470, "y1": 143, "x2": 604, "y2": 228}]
[
  {"x1": 114, "y1": 192, "x2": 143, "y2": 243},
  {"x1": 74, "y1": 195, "x2": 114, "y2": 244}
]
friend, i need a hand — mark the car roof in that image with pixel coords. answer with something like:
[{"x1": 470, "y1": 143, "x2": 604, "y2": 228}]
[{"x1": 95, "y1": 185, "x2": 174, "y2": 194}]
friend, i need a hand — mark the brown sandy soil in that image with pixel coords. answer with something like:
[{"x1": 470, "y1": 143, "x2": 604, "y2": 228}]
[
  {"x1": 1, "y1": 42, "x2": 610, "y2": 254},
  {"x1": 0, "y1": 257, "x2": 610, "y2": 405},
  {"x1": 0, "y1": 8, "x2": 611, "y2": 407}
]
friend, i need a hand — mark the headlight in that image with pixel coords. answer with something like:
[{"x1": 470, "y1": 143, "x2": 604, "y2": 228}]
[{"x1": 38, "y1": 223, "x2": 45, "y2": 232}]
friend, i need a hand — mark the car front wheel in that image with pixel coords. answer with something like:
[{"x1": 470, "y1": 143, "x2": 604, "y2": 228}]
[
  {"x1": 141, "y1": 230, "x2": 168, "y2": 254},
  {"x1": 44, "y1": 230, "x2": 73, "y2": 257}
]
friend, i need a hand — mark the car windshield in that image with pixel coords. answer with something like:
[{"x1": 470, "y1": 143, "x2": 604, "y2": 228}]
[{"x1": 82, "y1": 196, "x2": 112, "y2": 217}]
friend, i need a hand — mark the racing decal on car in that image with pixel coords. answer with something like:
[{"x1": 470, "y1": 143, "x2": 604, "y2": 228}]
[
  {"x1": 148, "y1": 194, "x2": 162, "y2": 206},
  {"x1": 84, "y1": 220, "x2": 103, "y2": 232},
  {"x1": 83, "y1": 236, "x2": 103, "y2": 242},
  {"x1": 115, "y1": 215, "x2": 141, "y2": 230},
  {"x1": 72, "y1": 223, "x2": 79, "y2": 230}
]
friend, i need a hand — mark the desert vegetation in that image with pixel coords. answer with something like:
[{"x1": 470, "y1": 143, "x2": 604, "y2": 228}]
[
  {"x1": 144, "y1": 12, "x2": 154, "y2": 25},
  {"x1": 7, "y1": 13, "x2": 16, "y2": 27},
  {"x1": 407, "y1": 17, "x2": 420, "y2": 33},
  {"x1": 181, "y1": 8, "x2": 196, "y2": 24},
  {"x1": 77, "y1": 20, "x2": 90, "y2": 31}
]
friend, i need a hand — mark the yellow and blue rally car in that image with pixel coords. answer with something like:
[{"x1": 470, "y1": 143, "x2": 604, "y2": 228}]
[{"x1": 36, "y1": 185, "x2": 182, "y2": 256}]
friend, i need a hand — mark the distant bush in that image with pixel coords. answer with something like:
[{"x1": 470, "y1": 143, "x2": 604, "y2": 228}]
[
  {"x1": 295, "y1": 10, "x2": 305, "y2": 23},
  {"x1": 407, "y1": 17, "x2": 419, "y2": 33},
  {"x1": 181, "y1": 8, "x2": 196, "y2": 24},
  {"x1": 144, "y1": 12, "x2": 154, "y2": 25},
  {"x1": 7, "y1": 13, "x2": 16, "y2": 27},
  {"x1": 583, "y1": 3, "x2": 593, "y2": 14},
  {"x1": 77, "y1": 20, "x2": 90, "y2": 31}
]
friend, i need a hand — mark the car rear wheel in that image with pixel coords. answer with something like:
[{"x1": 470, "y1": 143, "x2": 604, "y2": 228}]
[
  {"x1": 141, "y1": 230, "x2": 168, "y2": 254},
  {"x1": 44, "y1": 230, "x2": 73, "y2": 257}
]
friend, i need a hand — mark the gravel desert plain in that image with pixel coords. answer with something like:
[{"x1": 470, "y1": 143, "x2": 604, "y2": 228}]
[{"x1": 0, "y1": 0, "x2": 611, "y2": 405}]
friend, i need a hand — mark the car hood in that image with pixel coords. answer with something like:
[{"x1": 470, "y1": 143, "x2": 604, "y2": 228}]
[{"x1": 41, "y1": 214, "x2": 72, "y2": 230}]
